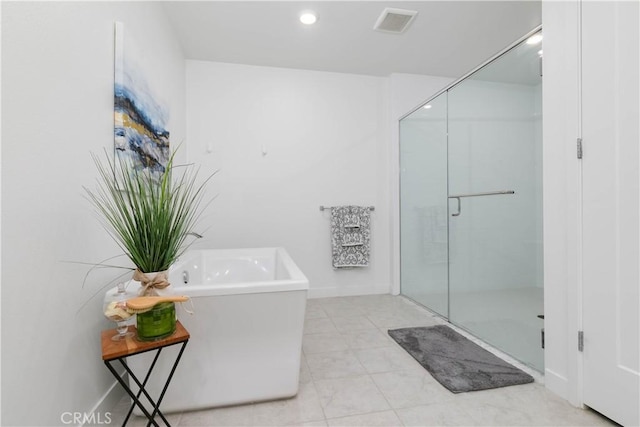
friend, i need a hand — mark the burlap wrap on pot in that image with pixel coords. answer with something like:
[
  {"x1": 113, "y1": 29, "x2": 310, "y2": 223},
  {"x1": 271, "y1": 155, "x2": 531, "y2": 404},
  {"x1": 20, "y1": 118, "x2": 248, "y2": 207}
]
[{"x1": 132, "y1": 269, "x2": 170, "y2": 296}]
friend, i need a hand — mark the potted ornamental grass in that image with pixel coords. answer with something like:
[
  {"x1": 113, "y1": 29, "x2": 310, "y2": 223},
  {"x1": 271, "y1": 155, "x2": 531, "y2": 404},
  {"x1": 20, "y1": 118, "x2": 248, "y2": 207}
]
[{"x1": 86, "y1": 150, "x2": 212, "y2": 341}]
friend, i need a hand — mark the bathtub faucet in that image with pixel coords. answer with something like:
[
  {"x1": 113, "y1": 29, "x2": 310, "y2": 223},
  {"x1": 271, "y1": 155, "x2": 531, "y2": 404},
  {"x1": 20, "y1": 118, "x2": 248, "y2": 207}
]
[{"x1": 188, "y1": 232, "x2": 203, "y2": 239}]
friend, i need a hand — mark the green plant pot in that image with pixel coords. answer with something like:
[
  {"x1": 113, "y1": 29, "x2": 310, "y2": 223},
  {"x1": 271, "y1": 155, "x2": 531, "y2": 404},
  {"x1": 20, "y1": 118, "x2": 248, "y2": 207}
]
[{"x1": 136, "y1": 302, "x2": 176, "y2": 341}]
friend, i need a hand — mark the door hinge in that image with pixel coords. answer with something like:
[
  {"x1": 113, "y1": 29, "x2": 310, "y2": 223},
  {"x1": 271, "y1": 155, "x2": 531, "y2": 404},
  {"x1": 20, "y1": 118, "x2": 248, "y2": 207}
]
[
  {"x1": 539, "y1": 55, "x2": 543, "y2": 77},
  {"x1": 541, "y1": 328, "x2": 545, "y2": 349},
  {"x1": 578, "y1": 330, "x2": 584, "y2": 352},
  {"x1": 577, "y1": 138, "x2": 583, "y2": 159}
]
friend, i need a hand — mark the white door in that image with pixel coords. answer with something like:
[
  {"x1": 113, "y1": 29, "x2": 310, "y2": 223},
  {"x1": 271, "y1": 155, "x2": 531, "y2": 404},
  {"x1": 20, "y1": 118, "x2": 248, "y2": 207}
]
[{"x1": 581, "y1": 2, "x2": 640, "y2": 426}]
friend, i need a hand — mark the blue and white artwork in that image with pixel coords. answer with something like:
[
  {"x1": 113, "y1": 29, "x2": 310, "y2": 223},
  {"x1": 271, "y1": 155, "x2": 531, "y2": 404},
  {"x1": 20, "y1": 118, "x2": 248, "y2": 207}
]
[{"x1": 114, "y1": 22, "x2": 169, "y2": 175}]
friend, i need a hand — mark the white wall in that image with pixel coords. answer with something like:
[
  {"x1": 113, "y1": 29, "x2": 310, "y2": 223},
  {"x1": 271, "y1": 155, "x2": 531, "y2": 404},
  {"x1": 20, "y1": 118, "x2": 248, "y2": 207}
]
[
  {"x1": 1, "y1": 2, "x2": 185, "y2": 425},
  {"x1": 186, "y1": 61, "x2": 391, "y2": 297}
]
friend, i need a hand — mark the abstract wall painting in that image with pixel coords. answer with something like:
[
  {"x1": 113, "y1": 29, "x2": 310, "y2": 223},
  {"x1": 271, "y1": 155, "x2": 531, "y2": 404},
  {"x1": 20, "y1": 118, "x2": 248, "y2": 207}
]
[{"x1": 114, "y1": 22, "x2": 170, "y2": 177}]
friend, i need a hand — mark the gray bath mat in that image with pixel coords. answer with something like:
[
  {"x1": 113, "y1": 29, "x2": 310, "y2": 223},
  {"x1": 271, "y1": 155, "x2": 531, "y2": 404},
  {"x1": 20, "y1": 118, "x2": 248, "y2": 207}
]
[{"x1": 388, "y1": 325, "x2": 534, "y2": 393}]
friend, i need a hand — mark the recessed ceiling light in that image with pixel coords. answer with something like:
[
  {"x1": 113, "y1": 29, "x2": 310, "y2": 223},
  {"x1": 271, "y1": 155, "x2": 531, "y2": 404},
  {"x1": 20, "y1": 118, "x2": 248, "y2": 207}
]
[
  {"x1": 526, "y1": 34, "x2": 543, "y2": 45},
  {"x1": 538, "y1": 49, "x2": 543, "y2": 56},
  {"x1": 423, "y1": 105, "x2": 432, "y2": 109},
  {"x1": 300, "y1": 11, "x2": 317, "y2": 25}
]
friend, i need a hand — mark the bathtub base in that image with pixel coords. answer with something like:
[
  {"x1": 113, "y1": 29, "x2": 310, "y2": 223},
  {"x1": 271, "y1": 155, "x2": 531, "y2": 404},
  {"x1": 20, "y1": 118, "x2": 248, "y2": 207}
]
[{"x1": 128, "y1": 289, "x2": 307, "y2": 413}]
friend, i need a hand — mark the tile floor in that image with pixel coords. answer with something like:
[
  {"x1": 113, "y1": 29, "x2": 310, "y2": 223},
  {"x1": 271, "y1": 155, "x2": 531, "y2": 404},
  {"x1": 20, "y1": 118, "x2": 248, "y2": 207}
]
[{"x1": 109, "y1": 295, "x2": 615, "y2": 426}]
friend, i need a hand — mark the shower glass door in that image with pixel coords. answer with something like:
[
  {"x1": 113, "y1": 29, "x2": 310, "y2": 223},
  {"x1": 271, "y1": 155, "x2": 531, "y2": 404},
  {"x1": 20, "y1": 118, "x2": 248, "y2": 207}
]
[
  {"x1": 399, "y1": 29, "x2": 544, "y2": 371},
  {"x1": 400, "y1": 93, "x2": 448, "y2": 317},
  {"x1": 447, "y1": 36, "x2": 543, "y2": 371}
]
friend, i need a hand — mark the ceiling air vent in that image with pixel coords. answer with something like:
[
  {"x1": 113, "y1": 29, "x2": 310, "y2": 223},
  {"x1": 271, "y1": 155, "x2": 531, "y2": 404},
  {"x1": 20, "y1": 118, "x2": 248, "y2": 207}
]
[{"x1": 373, "y1": 8, "x2": 418, "y2": 34}]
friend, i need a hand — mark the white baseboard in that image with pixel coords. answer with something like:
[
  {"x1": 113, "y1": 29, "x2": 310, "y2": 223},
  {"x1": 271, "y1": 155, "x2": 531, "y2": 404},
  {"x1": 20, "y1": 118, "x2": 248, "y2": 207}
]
[
  {"x1": 81, "y1": 376, "x2": 126, "y2": 427},
  {"x1": 544, "y1": 368, "x2": 569, "y2": 401},
  {"x1": 308, "y1": 283, "x2": 391, "y2": 299}
]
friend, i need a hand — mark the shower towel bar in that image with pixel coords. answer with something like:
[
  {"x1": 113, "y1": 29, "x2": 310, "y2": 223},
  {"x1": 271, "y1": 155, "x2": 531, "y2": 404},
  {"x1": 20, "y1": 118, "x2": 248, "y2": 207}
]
[
  {"x1": 448, "y1": 190, "x2": 515, "y2": 199},
  {"x1": 320, "y1": 205, "x2": 375, "y2": 212},
  {"x1": 448, "y1": 190, "x2": 514, "y2": 217}
]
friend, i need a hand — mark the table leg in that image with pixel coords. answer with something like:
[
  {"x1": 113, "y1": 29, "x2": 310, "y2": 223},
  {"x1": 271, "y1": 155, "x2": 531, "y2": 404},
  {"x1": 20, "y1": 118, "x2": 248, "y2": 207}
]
[
  {"x1": 104, "y1": 360, "x2": 159, "y2": 426},
  {"x1": 104, "y1": 338, "x2": 189, "y2": 426},
  {"x1": 119, "y1": 355, "x2": 171, "y2": 426},
  {"x1": 122, "y1": 349, "x2": 165, "y2": 426},
  {"x1": 147, "y1": 341, "x2": 188, "y2": 424}
]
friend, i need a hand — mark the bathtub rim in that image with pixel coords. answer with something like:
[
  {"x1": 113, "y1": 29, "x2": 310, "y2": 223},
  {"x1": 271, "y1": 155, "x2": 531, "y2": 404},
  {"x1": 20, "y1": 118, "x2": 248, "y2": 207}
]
[{"x1": 168, "y1": 246, "x2": 309, "y2": 296}]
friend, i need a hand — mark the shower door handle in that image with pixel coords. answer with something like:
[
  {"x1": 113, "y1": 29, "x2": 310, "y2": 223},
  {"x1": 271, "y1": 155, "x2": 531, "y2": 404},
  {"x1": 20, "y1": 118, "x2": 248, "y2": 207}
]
[
  {"x1": 448, "y1": 190, "x2": 515, "y2": 217},
  {"x1": 450, "y1": 197, "x2": 461, "y2": 217}
]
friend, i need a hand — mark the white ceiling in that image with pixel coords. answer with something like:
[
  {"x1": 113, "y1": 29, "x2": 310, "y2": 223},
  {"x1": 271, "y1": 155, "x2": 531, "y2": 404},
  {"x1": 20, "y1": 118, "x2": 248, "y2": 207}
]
[{"x1": 163, "y1": 1, "x2": 542, "y2": 79}]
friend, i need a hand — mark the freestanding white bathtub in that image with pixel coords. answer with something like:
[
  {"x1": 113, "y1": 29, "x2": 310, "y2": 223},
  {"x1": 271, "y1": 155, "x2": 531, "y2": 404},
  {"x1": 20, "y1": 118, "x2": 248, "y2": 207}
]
[{"x1": 128, "y1": 247, "x2": 309, "y2": 414}]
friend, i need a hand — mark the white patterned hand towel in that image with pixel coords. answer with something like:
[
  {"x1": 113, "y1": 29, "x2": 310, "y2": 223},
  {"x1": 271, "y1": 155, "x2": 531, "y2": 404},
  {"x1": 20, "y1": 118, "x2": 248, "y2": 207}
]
[
  {"x1": 342, "y1": 231, "x2": 364, "y2": 247},
  {"x1": 342, "y1": 213, "x2": 361, "y2": 228},
  {"x1": 330, "y1": 206, "x2": 371, "y2": 268}
]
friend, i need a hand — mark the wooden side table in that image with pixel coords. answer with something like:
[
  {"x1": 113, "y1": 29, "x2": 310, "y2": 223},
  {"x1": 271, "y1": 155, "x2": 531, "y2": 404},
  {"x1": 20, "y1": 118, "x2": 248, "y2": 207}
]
[{"x1": 101, "y1": 321, "x2": 189, "y2": 426}]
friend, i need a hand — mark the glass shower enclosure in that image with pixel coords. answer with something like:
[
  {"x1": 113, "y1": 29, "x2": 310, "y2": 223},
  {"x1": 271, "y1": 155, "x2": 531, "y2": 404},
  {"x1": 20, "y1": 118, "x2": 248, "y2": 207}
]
[{"x1": 400, "y1": 29, "x2": 544, "y2": 371}]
